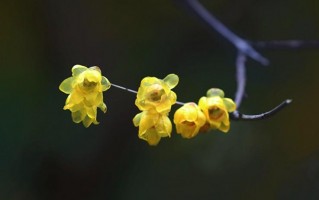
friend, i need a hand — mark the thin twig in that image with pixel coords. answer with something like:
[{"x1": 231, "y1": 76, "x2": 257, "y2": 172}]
[
  {"x1": 185, "y1": 0, "x2": 269, "y2": 65},
  {"x1": 252, "y1": 40, "x2": 319, "y2": 50},
  {"x1": 234, "y1": 52, "x2": 247, "y2": 107},
  {"x1": 111, "y1": 83, "x2": 185, "y2": 105},
  {"x1": 111, "y1": 83, "x2": 137, "y2": 94},
  {"x1": 230, "y1": 99, "x2": 292, "y2": 121}
]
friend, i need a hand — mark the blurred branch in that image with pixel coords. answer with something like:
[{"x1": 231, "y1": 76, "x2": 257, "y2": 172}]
[
  {"x1": 111, "y1": 83, "x2": 185, "y2": 105},
  {"x1": 251, "y1": 40, "x2": 319, "y2": 50},
  {"x1": 185, "y1": 0, "x2": 269, "y2": 65},
  {"x1": 230, "y1": 99, "x2": 292, "y2": 121},
  {"x1": 184, "y1": 0, "x2": 294, "y2": 120},
  {"x1": 234, "y1": 51, "x2": 247, "y2": 108}
]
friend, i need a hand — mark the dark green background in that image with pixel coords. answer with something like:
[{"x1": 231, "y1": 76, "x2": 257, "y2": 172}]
[{"x1": 1, "y1": 0, "x2": 319, "y2": 199}]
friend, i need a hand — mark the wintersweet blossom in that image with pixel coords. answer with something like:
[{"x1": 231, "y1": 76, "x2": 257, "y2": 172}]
[
  {"x1": 174, "y1": 102, "x2": 206, "y2": 138},
  {"x1": 135, "y1": 74, "x2": 179, "y2": 114},
  {"x1": 133, "y1": 111, "x2": 172, "y2": 146},
  {"x1": 198, "y1": 88, "x2": 236, "y2": 133},
  {"x1": 59, "y1": 65, "x2": 111, "y2": 127}
]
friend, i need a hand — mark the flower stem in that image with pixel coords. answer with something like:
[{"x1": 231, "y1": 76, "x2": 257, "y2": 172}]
[
  {"x1": 111, "y1": 83, "x2": 137, "y2": 94},
  {"x1": 111, "y1": 83, "x2": 185, "y2": 105},
  {"x1": 230, "y1": 99, "x2": 292, "y2": 121}
]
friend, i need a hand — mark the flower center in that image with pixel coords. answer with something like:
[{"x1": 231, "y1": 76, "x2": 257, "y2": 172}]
[
  {"x1": 208, "y1": 107, "x2": 224, "y2": 120},
  {"x1": 82, "y1": 78, "x2": 97, "y2": 89},
  {"x1": 147, "y1": 84, "x2": 164, "y2": 102},
  {"x1": 182, "y1": 121, "x2": 195, "y2": 127}
]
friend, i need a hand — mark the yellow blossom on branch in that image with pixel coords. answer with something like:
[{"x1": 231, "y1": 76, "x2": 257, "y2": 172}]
[
  {"x1": 135, "y1": 74, "x2": 179, "y2": 114},
  {"x1": 198, "y1": 88, "x2": 236, "y2": 133},
  {"x1": 59, "y1": 65, "x2": 111, "y2": 127},
  {"x1": 133, "y1": 111, "x2": 172, "y2": 146},
  {"x1": 173, "y1": 102, "x2": 206, "y2": 138}
]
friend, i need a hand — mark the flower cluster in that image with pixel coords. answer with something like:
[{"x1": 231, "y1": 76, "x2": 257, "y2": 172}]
[
  {"x1": 133, "y1": 74, "x2": 179, "y2": 145},
  {"x1": 59, "y1": 65, "x2": 111, "y2": 127},
  {"x1": 173, "y1": 88, "x2": 236, "y2": 139},
  {"x1": 59, "y1": 66, "x2": 237, "y2": 146}
]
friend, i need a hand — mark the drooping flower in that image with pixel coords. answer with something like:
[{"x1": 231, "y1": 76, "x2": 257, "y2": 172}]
[
  {"x1": 133, "y1": 110, "x2": 172, "y2": 146},
  {"x1": 173, "y1": 102, "x2": 206, "y2": 139},
  {"x1": 135, "y1": 74, "x2": 179, "y2": 114},
  {"x1": 59, "y1": 65, "x2": 111, "y2": 127},
  {"x1": 198, "y1": 88, "x2": 236, "y2": 133}
]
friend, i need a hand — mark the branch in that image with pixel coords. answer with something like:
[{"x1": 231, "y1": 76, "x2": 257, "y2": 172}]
[
  {"x1": 111, "y1": 83, "x2": 185, "y2": 105},
  {"x1": 185, "y1": 0, "x2": 269, "y2": 66},
  {"x1": 111, "y1": 83, "x2": 137, "y2": 94},
  {"x1": 234, "y1": 52, "x2": 247, "y2": 108},
  {"x1": 230, "y1": 99, "x2": 292, "y2": 121},
  {"x1": 251, "y1": 40, "x2": 319, "y2": 50}
]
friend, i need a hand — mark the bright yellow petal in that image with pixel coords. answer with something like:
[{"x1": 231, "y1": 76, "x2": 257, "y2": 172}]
[
  {"x1": 169, "y1": 91, "x2": 177, "y2": 104},
  {"x1": 156, "y1": 115, "x2": 172, "y2": 137},
  {"x1": 99, "y1": 102, "x2": 107, "y2": 113},
  {"x1": 68, "y1": 91, "x2": 84, "y2": 105},
  {"x1": 163, "y1": 74, "x2": 179, "y2": 89},
  {"x1": 72, "y1": 65, "x2": 87, "y2": 77},
  {"x1": 86, "y1": 106, "x2": 97, "y2": 119},
  {"x1": 139, "y1": 112, "x2": 158, "y2": 135},
  {"x1": 101, "y1": 76, "x2": 111, "y2": 91},
  {"x1": 177, "y1": 122, "x2": 197, "y2": 139},
  {"x1": 223, "y1": 98, "x2": 236, "y2": 112},
  {"x1": 155, "y1": 100, "x2": 171, "y2": 113},
  {"x1": 84, "y1": 92, "x2": 99, "y2": 106},
  {"x1": 198, "y1": 96, "x2": 208, "y2": 115},
  {"x1": 82, "y1": 115, "x2": 95, "y2": 128},
  {"x1": 85, "y1": 70, "x2": 102, "y2": 82},
  {"x1": 59, "y1": 77, "x2": 74, "y2": 94},
  {"x1": 218, "y1": 122, "x2": 230, "y2": 133},
  {"x1": 71, "y1": 110, "x2": 85, "y2": 123},
  {"x1": 206, "y1": 88, "x2": 224, "y2": 98},
  {"x1": 133, "y1": 112, "x2": 143, "y2": 127},
  {"x1": 139, "y1": 128, "x2": 161, "y2": 146}
]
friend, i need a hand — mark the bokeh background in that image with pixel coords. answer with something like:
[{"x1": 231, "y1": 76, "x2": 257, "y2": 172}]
[{"x1": 1, "y1": 0, "x2": 319, "y2": 199}]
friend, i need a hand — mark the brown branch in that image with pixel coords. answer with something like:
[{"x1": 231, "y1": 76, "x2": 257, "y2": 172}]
[
  {"x1": 230, "y1": 99, "x2": 292, "y2": 121},
  {"x1": 185, "y1": 0, "x2": 269, "y2": 65},
  {"x1": 251, "y1": 40, "x2": 319, "y2": 50}
]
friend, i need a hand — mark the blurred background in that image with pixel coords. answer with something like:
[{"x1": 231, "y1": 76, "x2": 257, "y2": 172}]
[{"x1": 1, "y1": 0, "x2": 319, "y2": 199}]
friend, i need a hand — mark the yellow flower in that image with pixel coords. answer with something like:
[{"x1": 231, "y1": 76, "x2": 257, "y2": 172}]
[
  {"x1": 174, "y1": 102, "x2": 206, "y2": 139},
  {"x1": 133, "y1": 111, "x2": 172, "y2": 146},
  {"x1": 59, "y1": 65, "x2": 111, "y2": 127},
  {"x1": 135, "y1": 74, "x2": 179, "y2": 114},
  {"x1": 198, "y1": 88, "x2": 236, "y2": 133}
]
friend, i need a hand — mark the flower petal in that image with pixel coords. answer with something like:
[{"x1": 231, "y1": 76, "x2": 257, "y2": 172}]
[
  {"x1": 156, "y1": 115, "x2": 172, "y2": 137},
  {"x1": 206, "y1": 88, "x2": 224, "y2": 98},
  {"x1": 71, "y1": 110, "x2": 85, "y2": 123},
  {"x1": 86, "y1": 106, "x2": 97, "y2": 119},
  {"x1": 140, "y1": 128, "x2": 161, "y2": 146},
  {"x1": 59, "y1": 77, "x2": 74, "y2": 94},
  {"x1": 163, "y1": 74, "x2": 179, "y2": 89},
  {"x1": 218, "y1": 122, "x2": 230, "y2": 133},
  {"x1": 82, "y1": 115, "x2": 95, "y2": 128},
  {"x1": 101, "y1": 76, "x2": 111, "y2": 91},
  {"x1": 223, "y1": 98, "x2": 236, "y2": 112},
  {"x1": 72, "y1": 65, "x2": 87, "y2": 76},
  {"x1": 133, "y1": 112, "x2": 143, "y2": 127},
  {"x1": 99, "y1": 102, "x2": 107, "y2": 113}
]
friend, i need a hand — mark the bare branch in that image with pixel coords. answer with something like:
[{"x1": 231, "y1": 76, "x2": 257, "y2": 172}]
[
  {"x1": 230, "y1": 99, "x2": 292, "y2": 121},
  {"x1": 234, "y1": 52, "x2": 247, "y2": 108},
  {"x1": 111, "y1": 83, "x2": 185, "y2": 105},
  {"x1": 252, "y1": 40, "x2": 319, "y2": 50},
  {"x1": 111, "y1": 83, "x2": 137, "y2": 94},
  {"x1": 185, "y1": 0, "x2": 269, "y2": 65}
]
